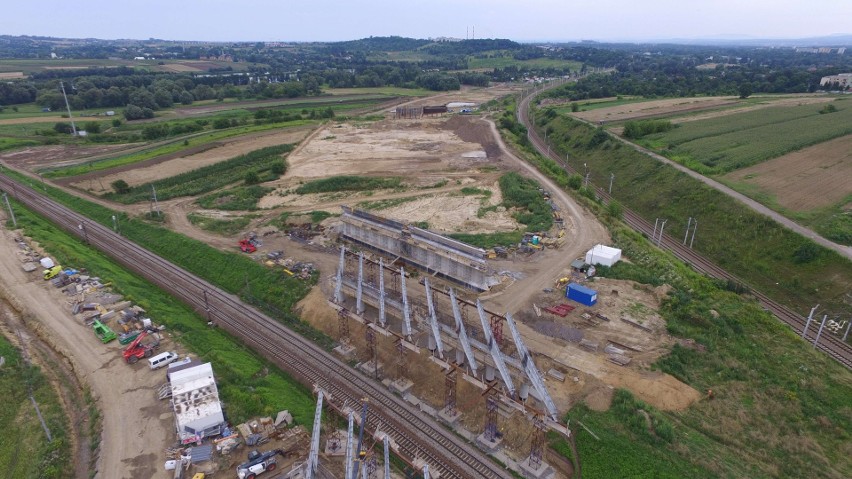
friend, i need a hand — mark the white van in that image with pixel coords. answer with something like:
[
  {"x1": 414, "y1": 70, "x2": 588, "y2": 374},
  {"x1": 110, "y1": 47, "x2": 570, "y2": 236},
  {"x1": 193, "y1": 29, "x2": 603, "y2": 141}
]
[{"x1": 148, "y1": 351, "x2": 179, "y2": 370}]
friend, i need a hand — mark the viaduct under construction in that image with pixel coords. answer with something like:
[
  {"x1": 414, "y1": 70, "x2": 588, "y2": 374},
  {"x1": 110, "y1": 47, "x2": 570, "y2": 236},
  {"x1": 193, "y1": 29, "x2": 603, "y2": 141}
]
[{"x1": 339, "y1": 206, "x2": 492, "y2": 291}]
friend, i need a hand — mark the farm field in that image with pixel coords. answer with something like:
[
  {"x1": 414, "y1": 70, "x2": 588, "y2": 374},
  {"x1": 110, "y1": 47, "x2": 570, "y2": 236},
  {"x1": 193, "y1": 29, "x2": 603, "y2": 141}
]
[
  {"x1": 638, "y1": 98, "x2": 852, "y2": 174},
  {"x1": 569, "y1": 96, "x2": 738, "y2": 123},
  {"x1": 0, "y1": 58, "x2": 248, "y2": 74},
  {"x1": 467, "y1": 56, "x2": 581, "y2": 70}
]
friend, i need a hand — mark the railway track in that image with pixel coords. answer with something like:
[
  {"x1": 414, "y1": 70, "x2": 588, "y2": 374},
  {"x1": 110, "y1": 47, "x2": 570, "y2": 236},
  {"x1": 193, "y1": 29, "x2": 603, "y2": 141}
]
[
  {"x1": 0, "y1": 175, "x2": 512, "y2": 479},
  {"x1": 517, "y1": 82, "x2": 852, "y2": 370}
]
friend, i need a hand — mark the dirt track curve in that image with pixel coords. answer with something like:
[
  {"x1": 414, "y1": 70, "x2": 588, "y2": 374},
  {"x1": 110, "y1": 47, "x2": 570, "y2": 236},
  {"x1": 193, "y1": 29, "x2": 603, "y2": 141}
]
[{"x1": 517, "y1": 80, "x2": 852, "y2": 370}]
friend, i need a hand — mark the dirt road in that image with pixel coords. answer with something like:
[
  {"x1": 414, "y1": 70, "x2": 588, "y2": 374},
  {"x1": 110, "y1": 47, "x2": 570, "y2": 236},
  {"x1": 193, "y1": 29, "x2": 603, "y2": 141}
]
[
  {"x1": 481, "y1": 117, "x2": 609, "y2": 314},
  {"x1": 0, "y1": 228, "x2": 172, "y2": 479}
]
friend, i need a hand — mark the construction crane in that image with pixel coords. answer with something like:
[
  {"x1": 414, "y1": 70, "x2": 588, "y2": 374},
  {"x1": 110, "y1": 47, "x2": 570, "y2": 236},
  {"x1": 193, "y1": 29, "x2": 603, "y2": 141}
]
[{"x1": 306, "y1": 391, "x2": 324, "y2": 479}]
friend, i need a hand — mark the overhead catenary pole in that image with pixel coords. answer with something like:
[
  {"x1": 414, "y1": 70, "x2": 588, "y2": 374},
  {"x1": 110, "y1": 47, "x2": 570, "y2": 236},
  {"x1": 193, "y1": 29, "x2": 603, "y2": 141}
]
[
  {"x1": 683, "y1": 217, "x2": 693, "y2": 245},
  {"x1": 843, "y1": 319, "x2": 851, "y2": 342},
  {"x1": 151, "y1": 185, "x2": 160, "y2": 217},
  {"x1": 689, "y1": 218, "x2": 698, "y2": 248},
  {"x1": 802, "y1": 305, "x2": 819, "y2": 338},
  {"x1": 2, "y1": 192, "x2": 16, "y2": 227},
  {"x1": 814, "y1": 315, "x2": 828, "y2": 348},
  {"x1": 609, "y1": 172, "x2": 615, "y2": 195}
]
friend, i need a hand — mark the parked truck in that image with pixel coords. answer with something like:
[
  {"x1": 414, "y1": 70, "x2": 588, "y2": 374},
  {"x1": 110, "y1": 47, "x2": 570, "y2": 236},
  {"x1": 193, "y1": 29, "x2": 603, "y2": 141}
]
[
  {"x1": 123, "y1": 330, "x2": 159, "y2": 364},
  {"x1": 236, "y1": 449, "x2": 285, "y2": 479}
]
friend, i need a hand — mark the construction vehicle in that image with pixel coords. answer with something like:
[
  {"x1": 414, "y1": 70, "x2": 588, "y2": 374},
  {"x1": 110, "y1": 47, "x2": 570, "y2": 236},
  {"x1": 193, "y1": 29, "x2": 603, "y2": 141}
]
[
  {"x1": 92, "y1": 319, "x2": 117, "y2": 343},
  {"x1": 123, "y1": 330, "x2": 158, "y2": 364},
  {"x1": 43, "y1": 264, "x2": 63, "y2": 280},
  {"x1": 236, "y1": 449, "x2": 285, "y2": 479},
  {"x1": 239, "y1": 238, "x2": 257, "y2": 254}
]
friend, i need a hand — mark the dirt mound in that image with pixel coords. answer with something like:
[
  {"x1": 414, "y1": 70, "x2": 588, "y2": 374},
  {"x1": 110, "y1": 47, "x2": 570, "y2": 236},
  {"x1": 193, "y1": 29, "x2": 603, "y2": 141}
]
[{"x1": 441, "y1": 115, "x2": 502, "y2": 158}]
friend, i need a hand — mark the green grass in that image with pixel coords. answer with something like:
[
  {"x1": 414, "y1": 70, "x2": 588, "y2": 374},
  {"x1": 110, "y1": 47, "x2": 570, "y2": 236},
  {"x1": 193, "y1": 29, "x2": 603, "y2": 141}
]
[
  {"x1": 447, "y1": 231, "x2": 523, "y2": 249},
  {"x1": 295, "y1": 176, "x2": 403, "y2": 194},
  {"x1": 0, "y1": 137, "x2": 39, "y2": 151},
  {"x1": 499, "y1": 172, "x2": 553, "y2": 232},
  {"x1": 554, "y1": 96, "x2": 647, "y2": 113},
  {"x1": 196, "y1": 185, "x2": 274, "y2": 211},
  {"x1": 106, "y1": 145, "x2": 291, "y2": 203},
  {"x1": 643, "y1": 100, "x2": 852, "y2": 174},
  {"x1": 187, "y1": 213, "x2": 254, "y2": 236},
  {"x1": 581, "y1": 224, "x2": 852, "y2": 478},
  {"x1": 356, "y1": 195, "x2": 421, "y2": 210},
  {"x1": 0, "y1": 335, "x2": 71, "y2": 479},
  {"x1": 531, "y1": 109, "x2": 852, "y2": 317}
]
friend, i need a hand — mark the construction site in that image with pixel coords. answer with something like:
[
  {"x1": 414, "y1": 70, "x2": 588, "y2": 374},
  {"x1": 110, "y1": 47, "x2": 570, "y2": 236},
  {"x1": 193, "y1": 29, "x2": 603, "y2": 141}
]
[{"x1": 0, "y1": 85, "x2": 702, "y2": 479}]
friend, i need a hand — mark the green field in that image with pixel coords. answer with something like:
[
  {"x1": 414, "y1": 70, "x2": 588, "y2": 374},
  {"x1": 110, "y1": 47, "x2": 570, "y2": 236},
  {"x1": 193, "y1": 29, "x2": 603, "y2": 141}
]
[
  {"x1": 0, "y1": 335, "x2": 71, "y2": 479},
  {"x1": 641, "y1": 99, "x2": 852, "y2": 174},
  {"x1": 518, "y1": 99, "x2": 852, "y2": 317},
  {"x1": 106, "y1": 144, "x2": 291, "y2": 203},
  {"x1": 468, "y1": 56, "x2": 581, "y2": 70}
]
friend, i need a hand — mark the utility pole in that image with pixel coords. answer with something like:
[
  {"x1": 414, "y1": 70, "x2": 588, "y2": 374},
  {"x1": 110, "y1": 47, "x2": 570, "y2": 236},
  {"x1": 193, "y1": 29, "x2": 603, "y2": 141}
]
[
  {"x1": 608, "y1": 173, "x2": 614, "y2": 195},
  {"x1": 657, "y1": 219, "x2": 667, "y2": 246},
  {"x1": 683, "y1": 217, "x2": 693, "y2": 245},
  {"x1": 2, "y1": 192, "x2": 16, "y2": 227},
  {"x1": 689, "y1": 219, "x2": 697, "y2": 248},
  {"x1": 111, "y1": 215, "x2": 119, "y2": 233},
  {"x1": 151, "y1": 185, "x2": 160, "y2": 217},
  {"x1": 843, "y1": 319, "x2": 851, "y2": 342},
  {"x1": 59, "y1": 81, "x2": 77, "y2": 137},
  {"x1": 583, "y1": 163, "x2": 589, "y2": 188}
]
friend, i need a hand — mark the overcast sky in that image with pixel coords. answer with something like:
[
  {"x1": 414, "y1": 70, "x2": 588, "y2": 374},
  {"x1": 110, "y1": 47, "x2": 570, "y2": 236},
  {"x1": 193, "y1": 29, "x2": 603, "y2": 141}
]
[{"x1": 7, "y1": 0, "x2": 849, "y2": 43}]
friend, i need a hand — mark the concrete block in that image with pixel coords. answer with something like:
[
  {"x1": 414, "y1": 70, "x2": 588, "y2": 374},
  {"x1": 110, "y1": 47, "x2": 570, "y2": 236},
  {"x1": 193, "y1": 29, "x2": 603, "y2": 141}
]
[
  {"x1": 437, "y1": 407, "x2": 461, "y2": 426},
  {"x1": 390, "y1": 378, "x2": 413, "y2": 395},
  {"x1": 333, "y1": 343, "x2": 356, "y2": 360},
  {"x1": 358, "y1": 361, "x2": 383, "y2": 377},
  {"x1": 518, "y1": 458, "x2": 555, "y2": 479},
  {"x1": 476, "y1": 432, "x2": 504, "y2": 453}
]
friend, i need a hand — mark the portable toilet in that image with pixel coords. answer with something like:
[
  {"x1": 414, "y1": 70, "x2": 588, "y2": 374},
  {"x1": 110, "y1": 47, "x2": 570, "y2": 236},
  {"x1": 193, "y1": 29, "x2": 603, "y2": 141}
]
[{"x1": 567, "y1": 283, "x2": 597, "y2": 306}]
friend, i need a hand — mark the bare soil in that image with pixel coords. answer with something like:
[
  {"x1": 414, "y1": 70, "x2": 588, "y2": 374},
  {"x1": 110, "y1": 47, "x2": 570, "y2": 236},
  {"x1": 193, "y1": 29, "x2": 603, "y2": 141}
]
[
  {"x1": 670, "y1": 95, "x2": 836, "y2": 124},
  {"x1": 571, "y1": 96, "x2": 738, "y2": 123},
  {"x1": 72, "y1": 126, "x2": 313, "y2": 194},
  {"x1": 0, "y1": 115, "x2": 69, "y2": 125},
  {"x1": 0, "y1": 144, "x2": 132, "y2": 171},
  {"x1": 723, "y1": 134, "x2": 852, "y2": 211},
  {"x1": 0, "y1": 228, "x2": 174, "y2": 479}
]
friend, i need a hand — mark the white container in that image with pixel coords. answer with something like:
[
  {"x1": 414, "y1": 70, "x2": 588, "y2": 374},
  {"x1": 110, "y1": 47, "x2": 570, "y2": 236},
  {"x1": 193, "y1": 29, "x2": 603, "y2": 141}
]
[
  {"x1": 40, "y1": 257, "x2": 55, "y2": 269},
  {"x1": 585, "y1": 244, "x2": 622, "y2": 267},
  {"x1": 164, "y1": 460, "x2": 177, "y2": 470}
]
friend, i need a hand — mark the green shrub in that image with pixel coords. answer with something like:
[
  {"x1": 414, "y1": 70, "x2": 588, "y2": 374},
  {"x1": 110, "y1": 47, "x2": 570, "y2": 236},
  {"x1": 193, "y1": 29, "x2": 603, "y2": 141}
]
[{"x1": 295, "y1": 176, "x2": 402, "y2": 194}]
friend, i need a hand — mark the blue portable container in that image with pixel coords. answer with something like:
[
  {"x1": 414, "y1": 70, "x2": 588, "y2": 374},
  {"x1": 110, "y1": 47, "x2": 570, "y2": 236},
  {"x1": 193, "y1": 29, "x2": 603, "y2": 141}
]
[{"x1": 567, "y1": 283, "x2": 597, "y2": 306}]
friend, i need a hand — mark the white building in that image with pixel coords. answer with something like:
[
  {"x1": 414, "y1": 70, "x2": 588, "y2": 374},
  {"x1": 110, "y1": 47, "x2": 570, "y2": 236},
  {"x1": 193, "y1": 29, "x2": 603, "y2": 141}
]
[
  {"x1": 168, "y1": 362, "x2": 225, "y2": 444},
  {"x1": 585, "y1": 244, "x2": 622, "y2": 267},
  {"x1": 820, "y1": 73, "x2": 852, "y2": 88}
]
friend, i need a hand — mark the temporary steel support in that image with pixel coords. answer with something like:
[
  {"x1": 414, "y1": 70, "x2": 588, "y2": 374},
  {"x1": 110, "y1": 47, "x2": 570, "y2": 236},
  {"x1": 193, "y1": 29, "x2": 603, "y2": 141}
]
[
  {"x1": 334, "y1": 246, "x2": 346, "y2": 304},
  {"x1": 477, "y1": 300, "x2": 515, "y2": 397},
  {"x1": 366, "y1": 325, "x2": 377, "y2": 377},
  {"x1": 378, "y1": 258, "x2": 386, "y2": 327},
  {"x1": 424, "y1": 278, "x2": 445, "y2": 359},
  {"x1": 365, "y1": 451, "x2": 377, "y2": 479},
  {"x1": 356, "y1": 253, "x2": 365, "y2": 315},
  {"x1": 382, "y1": 435, "x2": 390, "y2": 479},
  {"x1": 449, "y1": 288, "x2": 478, "y2": 376},
  {"x1": 484, "y1": 389, "x2": 499, "y2": 441},
  {"x1": 395, "y1": 339, "x2": 408, "y2": 379},
  {"x1": 444, "y1": 368, "x2": 458, "y2": 414},
  {"x1": 344, "y1": 412, "x2": 354, "y2": 479},
  {"x1": 528, "y1": 415, "x2": 546, "y2": 470},
  {"x1": 506, "y1": 313, "x2": 557, "y2": 420},
  {"x1": 306, "y1": 391, "x2": 324, "y2": 479},
  {"x1": 338, "y1": 308, "x2": 351, "y2": 343},
  {"x1": 399, "y1": 266, "x2": 412, "y2": 338}
]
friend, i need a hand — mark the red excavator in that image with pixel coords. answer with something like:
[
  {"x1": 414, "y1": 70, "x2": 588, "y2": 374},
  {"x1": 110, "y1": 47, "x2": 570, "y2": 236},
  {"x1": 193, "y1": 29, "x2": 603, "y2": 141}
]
[
  {"x1": 239, "y1": 238, "x2": 257, "y2": 253},
  {"x1": 123, "y1": 330, "x2": 159, "y2": 364}
]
